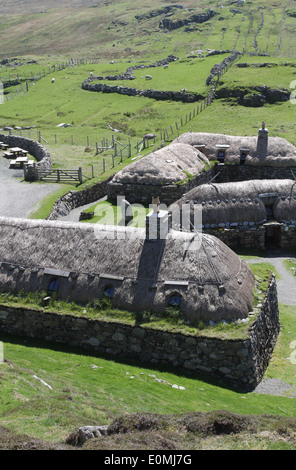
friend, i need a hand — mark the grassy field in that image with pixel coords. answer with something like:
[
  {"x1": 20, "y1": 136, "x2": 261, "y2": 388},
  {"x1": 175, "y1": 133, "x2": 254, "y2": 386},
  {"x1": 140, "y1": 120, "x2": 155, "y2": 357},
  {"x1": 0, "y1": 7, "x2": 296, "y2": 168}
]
[
  {"x1": 1, "y1": 0, "x2": 296, "y2": 451},
  {"x1": 0, "y1": 298, "x2": 296, "y2": 448},
  {"x1": 0, "y1": 262, "x2": 296, "y2": 450},
  {"x1": 0, "y1": 0, "x2": 296, "y2": 59}
]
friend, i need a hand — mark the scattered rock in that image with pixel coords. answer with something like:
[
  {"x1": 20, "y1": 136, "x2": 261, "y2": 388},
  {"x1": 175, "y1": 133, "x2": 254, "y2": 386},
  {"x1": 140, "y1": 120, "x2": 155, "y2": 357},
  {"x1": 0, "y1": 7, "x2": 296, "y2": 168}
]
[{"x1": 78, "y1": 425, "x2": 109, "y2": 445}]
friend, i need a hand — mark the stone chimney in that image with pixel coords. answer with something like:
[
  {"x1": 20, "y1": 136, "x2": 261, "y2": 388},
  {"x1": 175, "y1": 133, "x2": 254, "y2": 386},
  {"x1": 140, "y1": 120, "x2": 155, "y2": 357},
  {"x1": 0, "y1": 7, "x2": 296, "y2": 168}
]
[
  {"x1": 146, "y1": 197, "x2": 172, "y2": 240},
  {"x1": 257, "y1": 121, "x2": 268, "y2": 158}
]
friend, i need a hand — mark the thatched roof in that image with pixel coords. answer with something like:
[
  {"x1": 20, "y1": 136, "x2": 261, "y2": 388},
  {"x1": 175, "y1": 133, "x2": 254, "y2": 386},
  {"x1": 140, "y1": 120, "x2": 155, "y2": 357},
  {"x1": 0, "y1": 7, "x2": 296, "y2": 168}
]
[
  {"x1": 112, "y1": 142, "x2": 210, "y2": 185},
  {"x1": 0, "y1": 217, "x2": 254, "y2": 323},
  {"x1": 170, "y1": 179, "x2": 296, "y2": 226},
  {"x1": 173, "y1": 132, "x2": 296, "y2": 167}
]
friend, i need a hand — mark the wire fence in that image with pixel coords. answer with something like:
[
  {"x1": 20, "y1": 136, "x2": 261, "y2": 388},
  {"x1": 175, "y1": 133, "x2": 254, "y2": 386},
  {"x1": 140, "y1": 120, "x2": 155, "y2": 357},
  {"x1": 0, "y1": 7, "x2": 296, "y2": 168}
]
[{"x1": 2, "y1": 53, "x2": 240, "y2": 180}]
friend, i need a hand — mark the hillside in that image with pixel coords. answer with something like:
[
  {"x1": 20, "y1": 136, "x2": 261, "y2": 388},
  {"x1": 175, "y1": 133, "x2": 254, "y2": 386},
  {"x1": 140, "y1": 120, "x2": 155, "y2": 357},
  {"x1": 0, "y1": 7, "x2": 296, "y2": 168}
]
[
  {"x1": 1, "y1": 0, "x2": 296, "y2": 453},
  {"x1": 0, "y1": 0, "x2": 296, "y2": 59}
]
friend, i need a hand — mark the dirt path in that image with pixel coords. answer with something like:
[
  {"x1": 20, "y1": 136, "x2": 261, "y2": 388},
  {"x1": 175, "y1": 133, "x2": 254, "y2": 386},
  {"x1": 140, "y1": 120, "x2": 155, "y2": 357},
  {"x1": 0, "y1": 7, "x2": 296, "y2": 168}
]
[
  {"x1": 247, "y1": 251, "x2": 296, "y2": 306},
  {"x1": 0, "y1": 157, "x2": 61, "y2": 218}
]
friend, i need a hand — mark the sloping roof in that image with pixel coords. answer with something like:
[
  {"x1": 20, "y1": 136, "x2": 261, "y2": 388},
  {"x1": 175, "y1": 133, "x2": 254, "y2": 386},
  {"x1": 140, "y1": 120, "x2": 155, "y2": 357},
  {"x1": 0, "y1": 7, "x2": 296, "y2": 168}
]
[
  {"x1": 173, "y1": 132, "x2": 296, "y2": 166},
  {"x1": 170, "y1": 179, "x2": 296, "y2": 225},
  {"x1": 0, "y1": 217, "x2": 254, "y2": 323},
  {"x1": 112, "y1": 142, "x2": 210, "y2": 185}
]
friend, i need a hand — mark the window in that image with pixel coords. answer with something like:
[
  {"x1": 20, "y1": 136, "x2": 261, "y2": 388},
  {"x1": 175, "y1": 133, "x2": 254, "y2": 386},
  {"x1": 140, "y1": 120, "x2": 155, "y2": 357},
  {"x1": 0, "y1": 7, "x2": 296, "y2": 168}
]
[
  {"x1": 168, "y1": 295, "x2": 181, "y2": 307},
  {"x1": 48, "y1": 278, "x2": 60, "y2": 294},
  {"x1": 217, "y1": 151, "x2": 225, "y2": 163},
  {"x1": 104, "y1": 286, "x2": 114, "y2": 298},
  {"x1": 240, "y1": 153, "x2": 247, "y2": 165}
]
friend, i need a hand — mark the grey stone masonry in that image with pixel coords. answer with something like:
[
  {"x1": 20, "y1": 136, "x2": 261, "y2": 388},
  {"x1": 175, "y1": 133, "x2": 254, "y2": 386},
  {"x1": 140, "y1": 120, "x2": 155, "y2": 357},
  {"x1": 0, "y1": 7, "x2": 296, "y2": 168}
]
[
  {"x1": 107, "y1": 163, "x2": 296, "y2": 207},
  {"x1": 0, "y1": 133, "x2": 52, "y2": 173},
  {"x1": 0, "y1": 276, "x2": 280, "y2": 391}
]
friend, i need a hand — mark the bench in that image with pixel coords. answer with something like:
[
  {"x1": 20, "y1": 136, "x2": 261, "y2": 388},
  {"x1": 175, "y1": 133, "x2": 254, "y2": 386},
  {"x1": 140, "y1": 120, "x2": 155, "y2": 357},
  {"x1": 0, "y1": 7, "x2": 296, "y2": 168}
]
[{"x1": 9, "y1": 160, "x2": 22, "y2": 169}]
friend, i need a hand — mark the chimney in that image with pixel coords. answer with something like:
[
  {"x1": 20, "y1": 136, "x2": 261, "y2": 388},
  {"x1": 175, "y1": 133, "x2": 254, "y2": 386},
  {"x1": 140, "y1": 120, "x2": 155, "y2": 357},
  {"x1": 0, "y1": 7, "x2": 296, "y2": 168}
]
[
  {"x1": 146, "y1": 197, "x2": 172, "y2": 240},
  {"x1": 257, "y1": 121, "x2": 268, "y2": 158}
]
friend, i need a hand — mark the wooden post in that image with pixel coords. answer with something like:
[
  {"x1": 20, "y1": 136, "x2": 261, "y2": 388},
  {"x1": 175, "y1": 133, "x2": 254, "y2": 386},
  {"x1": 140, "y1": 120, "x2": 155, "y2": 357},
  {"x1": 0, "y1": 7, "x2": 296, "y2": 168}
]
[
  {"x1": 78, "y1": 167, "x2": 83, "y2": 184},
  {"x1": 33, "y1": 163, "x2": 38, "y2": 181}
]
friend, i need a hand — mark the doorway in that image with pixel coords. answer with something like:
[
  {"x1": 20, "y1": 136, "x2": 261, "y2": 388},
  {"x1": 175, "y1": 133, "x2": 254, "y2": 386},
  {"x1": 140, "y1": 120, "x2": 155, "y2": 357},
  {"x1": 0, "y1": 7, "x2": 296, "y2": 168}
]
[{"x1": 265, "y1": 224, "x2": 281, "y2": 249}]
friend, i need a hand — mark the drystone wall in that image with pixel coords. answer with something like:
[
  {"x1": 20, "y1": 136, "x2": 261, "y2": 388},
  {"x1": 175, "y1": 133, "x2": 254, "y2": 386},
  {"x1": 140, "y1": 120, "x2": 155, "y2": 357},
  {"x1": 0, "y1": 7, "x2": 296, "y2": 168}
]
[
  {"x1": 0, "y1": 276, "x2": 280, "y2": 391},
  {"x1": 0, "y1": 133, "x2": 52, "y2": 171},
  {"x1": 203, "y1": 226, "x2": 266, "y2": 250},
  {"x1": 107, "y1": 163, "x2": 296, "y2": 207},
  {"x1": 107, "y1": 167, "x2": 216, "y2": 206},
  {"x1": 47, "y1": 176, "x2": 113, "y2": 220},
  {"x1": 82, "y1": 79, "x2": 204, "y2": 103}
]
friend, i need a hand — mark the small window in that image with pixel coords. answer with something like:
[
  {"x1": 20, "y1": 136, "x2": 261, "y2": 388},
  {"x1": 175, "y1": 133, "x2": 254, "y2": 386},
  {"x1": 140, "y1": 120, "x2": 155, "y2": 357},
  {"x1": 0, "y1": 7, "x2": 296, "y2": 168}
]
[
  {"x1": 104, "y1": 286, "x2": 114, "y2": 298},
  {"x1": 240, "y1": 153, "x2": 247, "y2": 165},
  {"x1": 217, "y1": 151, "x2": 225, "y2": 163},
  {"x1": 168, "y1": 295, "x2": 181, "y2": 307},
  {"x1": 48, "y1": 278, "x2": 60, "y2": 294}
]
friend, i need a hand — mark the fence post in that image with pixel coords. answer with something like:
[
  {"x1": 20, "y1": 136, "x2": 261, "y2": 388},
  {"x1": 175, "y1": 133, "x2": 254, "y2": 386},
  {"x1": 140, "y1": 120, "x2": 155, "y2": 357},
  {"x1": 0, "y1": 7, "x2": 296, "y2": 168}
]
[
  {"x1": 78, "y1": 167, "x2": 83, "y2": 184},
  {"x1": 33, "y1": 163, "x2": 38, "y2": 181}
]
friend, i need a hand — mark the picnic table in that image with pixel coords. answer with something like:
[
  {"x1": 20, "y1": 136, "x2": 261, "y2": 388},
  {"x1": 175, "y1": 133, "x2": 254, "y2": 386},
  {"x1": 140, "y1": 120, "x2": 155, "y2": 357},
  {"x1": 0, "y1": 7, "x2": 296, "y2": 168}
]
[
  {"x1": 9, "y1": 156, "x2": 30, "y2": 169},
  {"x1": 0, "y1": 143, "x2": 9, "y2": 150},
  {"x1": 10, "y1": 147, "x2": 28, "y2": 157}
]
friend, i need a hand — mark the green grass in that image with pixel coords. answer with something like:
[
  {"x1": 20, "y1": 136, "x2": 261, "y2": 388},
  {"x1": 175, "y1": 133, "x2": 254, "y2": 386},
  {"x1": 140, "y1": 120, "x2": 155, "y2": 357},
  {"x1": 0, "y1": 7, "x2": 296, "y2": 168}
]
[
  {"x1": 283, "y1": 257, "x2": 296, "y2": 277},
  {"x1": 1, "y1": 298, "x2": 296, "y2": 444},
  {"x1": 81, "y1": 199, "x2": 149, "y2": 228}
]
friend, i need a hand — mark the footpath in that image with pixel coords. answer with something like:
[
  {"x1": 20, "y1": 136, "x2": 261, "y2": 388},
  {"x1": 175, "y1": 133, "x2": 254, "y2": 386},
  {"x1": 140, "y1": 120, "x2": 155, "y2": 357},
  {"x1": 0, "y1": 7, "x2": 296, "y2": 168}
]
[{"x1": 0, "y1": 157, "x2": 60, "y2": 218}]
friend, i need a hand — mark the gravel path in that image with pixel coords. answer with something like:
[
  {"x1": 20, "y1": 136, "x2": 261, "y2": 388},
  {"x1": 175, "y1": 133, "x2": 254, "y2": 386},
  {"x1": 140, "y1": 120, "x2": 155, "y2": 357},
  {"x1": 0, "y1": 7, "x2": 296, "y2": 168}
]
[
  {"x1": 248, "y1": 252, "x2": 296, "y2": 397},
  {"x1": 247, "y1": 251, "x2": 296, "y2": 306},
  {"x1": 0, "y1": 157, "x2": 61, "y2": 218}
]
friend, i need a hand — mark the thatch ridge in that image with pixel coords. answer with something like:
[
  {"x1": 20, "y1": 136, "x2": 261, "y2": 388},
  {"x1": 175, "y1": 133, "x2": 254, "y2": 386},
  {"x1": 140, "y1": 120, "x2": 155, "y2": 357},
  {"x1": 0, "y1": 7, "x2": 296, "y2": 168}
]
[
  {"x1": 112, "y1": 142, "x2": 210, "y2": 185},
  {"x1": 173, "y1": 132, "x2": 296, "y2": 167},
  {"x1": 0, "y1": 217, "x2": 255, "y2": 322},
  {"x1": 170, "y1": 179, "x2": 296, "y2": 226}
]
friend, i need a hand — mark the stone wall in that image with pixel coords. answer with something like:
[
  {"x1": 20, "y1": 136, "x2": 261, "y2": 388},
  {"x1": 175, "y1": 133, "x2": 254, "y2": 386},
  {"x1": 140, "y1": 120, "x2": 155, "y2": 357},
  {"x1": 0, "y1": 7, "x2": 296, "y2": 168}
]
[
  {"x1": 107, "y1": 162, "x2": 296, "y2": 210},
  {"x1": 214, "y1": 163, "x2": 296, "y2": 183},
  {"x1": 82, "y1": 79, "x2": 204, "y2": 103},
  {"x1": 0, "y1": 133, "x2": 52, "y2": 171},
  {"x1": 47, "y1": 176, "x2": 113, "y2": 220},
  {"x1": 107, "y1": 167, "x2": 216, "y2": 206},
  {"x1": 203, "y1": 226, "x2": 266, "y2": 250},
  {"x1": 0, "y1": 276, "x2": 280, "y2": 391}
]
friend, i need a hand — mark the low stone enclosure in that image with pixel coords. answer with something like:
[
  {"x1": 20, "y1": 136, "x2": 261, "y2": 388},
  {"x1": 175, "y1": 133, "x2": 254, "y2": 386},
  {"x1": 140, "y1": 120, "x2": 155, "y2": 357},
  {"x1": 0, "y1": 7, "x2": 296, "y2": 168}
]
[
  {"x1": 0, "y1": 133, "x2": 52, "y2": 172},
  {"x1": 0, "y1": 274, "x2": 279, "y2": 391}
]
